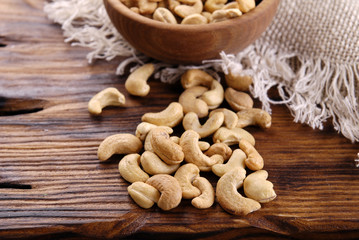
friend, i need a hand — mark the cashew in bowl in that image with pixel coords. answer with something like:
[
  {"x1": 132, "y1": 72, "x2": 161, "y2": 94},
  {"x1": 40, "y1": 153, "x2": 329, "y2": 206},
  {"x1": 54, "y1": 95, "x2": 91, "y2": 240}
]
[
  {"x1": 153, "y1": 7, "x2": 178, "y2": 24},
  {"x1": 141, "y1": 102, "x2": 184, "y2": 127},
  {"x1": 135, "y1": 122, "x2": 173, "y2": 141},
  {"x1": 224, "y1": 87, "x2": 253, "y2": 111},
  {"x1": 239, "y1": 139, "x2": 263, "y2": 171},
  {"x1": 174, "y1": 163, "x2": 201, "y2": 199},
  {"x1": 125, "y1": 63, "x2": 154, "y2": 97},
  {"x1": 213, "y1": 127, "x2": 255, "y2": 146},
  {"x1": 182, "y1": 111, "x2": 224, "y2": 138},
  {"x1": 179, "y1": 86, "x2": 209, "y2": 118},
  {"x1": 243, "y1": 170, "x2": 276, "y2": 203},
  {"x1": 191, "y1": 177, "x2": 215, "y2": 209},
  {"x1": 216, "y1": 167, "x2": 261, "y2": 215},
  {"x1": 118, "y1": 153, "x2": 150, "y2": 183},
  {"x1": 224, "y1": 71, "x2": 253, "y2": 92},
  {"x1": 210, "y1": 8, "x2": 242, "y2": 23},
  {"x1": 212, "y1": 148, "x2": 246, "y2": 177},
  {"x1": 181, "y1": 13, "x2": 208, "y2": 24},
  {"x1": 209, "y1": 108, "x2": 238, "y2": 129},
  {"x1": 236, "y1": 0, "x2": 256, "y2": 13},
  {"x1": 236, "y1": 108, "x2": 272, "y2": 129},
  {"x1": 146, "y1": 174, "x2": 182, "y2": 210},
  {"x1": 140, "y1": 151, "x2": 180, "y2": 175},
  {"x1": 97, "y1": 133, "x2": 143, "y2": 161},
  {"x1": 174, "y1": 0, "x2": 203, "y2": 18},
  {"x1": 127, "y1": 181, "x2": 160, "y2": 208},
  {"x1": 204, "y1": 0, "x2": 228, "y2": 13},
  {"x1": 88, "y1": 87, "x2": 125, "y2": 115},
  {"x1": 180, "y1": 69, "x2": 214, "y2": 89},
  {"x1": 204, "y1": 142, "x2": 232, "y2": 161}
]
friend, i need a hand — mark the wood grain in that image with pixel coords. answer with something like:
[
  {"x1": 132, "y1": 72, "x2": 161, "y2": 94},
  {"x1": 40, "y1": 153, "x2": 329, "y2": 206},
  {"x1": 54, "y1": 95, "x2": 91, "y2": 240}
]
[{"x1": 1, "y1": 0, "x2": 359, "y2": 239}]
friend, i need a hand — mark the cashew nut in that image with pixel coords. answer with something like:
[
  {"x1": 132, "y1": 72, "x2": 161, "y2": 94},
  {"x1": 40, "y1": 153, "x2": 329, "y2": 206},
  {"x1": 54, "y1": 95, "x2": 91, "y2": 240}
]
[
  {"x1": 181, "y1": 13, "x2": 208, "y2": 24},
  {"x1": 216, "y1": 168, "x2": 261, "y2": 215},
  {"x1": 204, "y1": 0, "x2": 228, "y2": 13},
  {"x1": 180, "y1": 130, "x2": 224, "y2": 171},
  {"x1": 136, "y1": 122, "x2": 173, "y2": 141},
  {"x1": 138, "y1": 0, "x2": 158, "y2": 15},
  {"x1": 118, "y1": 154, "x2": 149, "y2": 183},
  {"x1": 191, "y1": 177, "x2": 215, "y2": 209},
  {"x1": 141, "y1": 102, "x2": 184, "y2": 127},
  {"x1": 125, "y1": 63, "x2": 154, "y2": 97},
  {"x1": 204, "y1": 142, "x2": 232, "y2": 162},
  {"x1": 146, "y1": 174, "x2": 182, "y2": 210},
  {"x1": 244, "y1": 170, "x2": 276, "y2": 203},
  {"x1": 143, "y1": 126, "x2": 173, "y2": 152},
  {"x1": 239, "y1": 139, "x2": 263, "y2": 171},
  {"x1": 153, "y1": 7, "x2": 178, "y2": 24},
  {"x1": 97, "y1": 133, "x2": 143, "y2": 161},
  {"x1": 150, "y1": 128, "x2": 184, "y2": 165},
  {"x1": 88, "y1": 87, "x2": 125, "y2": 115},
  {"x1": 140, "y1": 151, "x2": 180, "y2": 175},
  {"x1": 222, "y1": 1, "x2": 239, "y2": 10},
  {"x1": 174, "y1": 163, "x2": 201, "y2": 199},
  {"x1": 171, "y1": 136, "x2": 211, "y2": 151},
  {"x1": 200, "y1": 80, "x2": 224, "y2": 109},
  {"x1": 212, "y1": 149, "x2": 246, "y2": 177},
  {"x1": 179, "y1": 86, "x2": 209, "y2": 118},
  {"x1": 236, "y1": 108, "x2": 272, "y2": 129},
  {"x1": 209, "y1": 108, "x2": 238, "y2": 129},
  {"x1": 127, "y1": 181, "x2": 160, "y2": 208},
  {"x1": 236, "y1": 0, "x2": 255, "y2": 13},
  {"x1": 180, "y1": 69, "x2": 214, "y2": 89},
  {"x1": 210, "y1": 8, "x2": 242, "y2": 23},
  {"x1": 174, "y1": 0, "x2": 203, "y2": 18},
  {"x1": 224, "y1": 87, "x2": 253, "y2": 112},
  {"x1": 182, "y1": 111, "x2": 224, "y2": 138},
  {"x1": 224, "y1": 72, "x2": 253, "y2": 92},
  {"x1": 213, "y1": 127, "x2": 255, "y2": 146}
]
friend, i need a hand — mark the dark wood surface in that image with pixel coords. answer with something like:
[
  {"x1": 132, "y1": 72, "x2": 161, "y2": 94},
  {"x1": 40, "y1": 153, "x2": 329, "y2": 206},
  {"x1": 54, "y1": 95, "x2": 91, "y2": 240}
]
[{"x1": 1, "y1": 0, "x2": 359, "y2": 239}]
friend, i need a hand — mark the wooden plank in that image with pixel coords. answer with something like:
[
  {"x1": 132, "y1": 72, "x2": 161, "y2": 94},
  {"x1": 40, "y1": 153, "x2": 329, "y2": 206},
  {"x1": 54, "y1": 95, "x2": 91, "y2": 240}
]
[{"x1": 1, "y1": 0, "x2": 359, "y2": 239}]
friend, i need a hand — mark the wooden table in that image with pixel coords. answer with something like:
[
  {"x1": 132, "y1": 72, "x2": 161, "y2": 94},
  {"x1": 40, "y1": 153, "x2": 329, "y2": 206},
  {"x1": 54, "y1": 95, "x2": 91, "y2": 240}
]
[{"x1": 1, "y1": 0, "x2": 359, "y2": 239}]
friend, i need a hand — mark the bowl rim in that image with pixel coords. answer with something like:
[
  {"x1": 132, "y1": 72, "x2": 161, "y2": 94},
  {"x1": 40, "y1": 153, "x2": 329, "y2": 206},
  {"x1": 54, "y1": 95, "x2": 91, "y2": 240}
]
[{"x1": 104, "y1": 0, "x2": 279, "y2": 31}]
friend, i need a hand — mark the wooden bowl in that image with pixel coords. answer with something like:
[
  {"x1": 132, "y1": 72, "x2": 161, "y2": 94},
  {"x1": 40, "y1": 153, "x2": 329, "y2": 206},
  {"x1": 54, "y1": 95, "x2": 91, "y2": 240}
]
[{"x1": 103, "y1": 0, "x2": 280, "y2": 64}]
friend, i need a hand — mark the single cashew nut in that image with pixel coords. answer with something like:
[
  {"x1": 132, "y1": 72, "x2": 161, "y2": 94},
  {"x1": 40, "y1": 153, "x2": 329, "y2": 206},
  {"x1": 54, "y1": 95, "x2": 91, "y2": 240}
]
[
  {"x1": 213, "y1": 127, "x2": 255, "y2": 146},
  {"x1": 167, "y1": 0, "x2": 180, "y2": 11},
  {"x1": 125, "y1": 63, "x2": 154, "y2": 97},
  {"x1": 150, "y1": 128, "x2": 184, "y2": 165},
  {"x1": 97, "y1": 133, "x2": 143, "y2": 161},
  {"x1": 224, "y1": 87, "x2": 253, "y2": 112},
  {"x1": 239, "y1": 139, "x2": 263, "y2": 171},
  {"x1": 222, "y1": 1, "x2": 239, "y2": 10},
  {"x1": 209, "y1": 108, "x2": 238, "y2": 129},
  {"x1": 191, "y1": 177, "x2": 215, "y2": 209},
  {"x1": 146, "y1": 174, "x2": 182, "y2": 210},
  {"x1": 200, "y1": 80, "x2": 224, "y2": 109},
  {"x1": 153, "y1": 7, "x2": 178, "y2": 24},
  {"x1": 236, "y1": 0, "x2": 255, "y2": 13},
  {"x1": 174, "y1": 0, "x2": 203, "y2": 18},
  {"x1": 182, "y1": 111, "x2": 224, "y2": 138},
  {"x1": 171, "y1": 136, "x2": 209, "y2": 151},
  {"x1": 216, "y1": 168, "x2": 261, "y2": 215},
  {"x1": 180, "y1": 69, "x2": 214, "y2": 89},
  {"x1": 128, "y1": 181, "x2": 160, "y2": 208},
  {"x1": 204, "y1": 0, "x2": 228, "y2": 13},
  {"x1": 204, "y1": 142, "x2": 232, "y2": 162},
  {"x1": 244, "y1": 170, "x2": 276, "y2": 203},
  {"x1": 212, "y1": 149, "x2": 246, "y2": 177},
  {"x1": 180, "y1": 130, "x2": 224, "y2": 171},
  {"x1": 141, "y1": 102, "x2": 184, "y2": 127},
  {"x1": 225, "y1": 72, "x2": 253, "y2": 92},
  {"x1": 140, "y1": 151, "x2": 180, "y2": 175},
  {"x1": 181, "y1": 13, "x2": 208, "y2": 24},
  {"x1": 174, "y1": 163, "x2": 201, "y2": 199},
  {"x1": 136, "y1": 122, "x2": 173, "y2": 141},
  {"x1": 88, "y1": 87, "x2": 125, "y2": 115},
  {"x1": 236, "y1": 108, "x2": 272, "y2": 129},
  {"x1": 179, "y1": 86, "x2": 209, "y2": 118},
  {"x1": 138, "y1": 0, "x2": 158, "y2": 14},
  {"x1": 210, "y1": 8, "x2": 242, "y2": 23},
  {"x1": 144, "y1": 126, "x2": 173, "y2": 152},
  {"x1": 118, "y1": 153, "x2": 149, "y2": 183}
]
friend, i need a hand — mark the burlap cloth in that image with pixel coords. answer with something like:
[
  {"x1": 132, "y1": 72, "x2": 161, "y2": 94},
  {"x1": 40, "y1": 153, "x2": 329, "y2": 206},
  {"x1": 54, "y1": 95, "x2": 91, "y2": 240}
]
[{"x1": 45, "y1": 0, "x2": 359, "y2": 144}]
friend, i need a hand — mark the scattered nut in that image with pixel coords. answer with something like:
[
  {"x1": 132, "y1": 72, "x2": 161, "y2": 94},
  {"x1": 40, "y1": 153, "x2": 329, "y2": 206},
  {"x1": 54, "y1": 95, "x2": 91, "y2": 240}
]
[
  {"x1": 213, "y1": 127, "x2": 255, "y2": 146},
  {"x1": 236, "y1": 108, "x2": 272, "y2": 129},
  {"x1": 200, "y1": 80, "x2": 224, "y2": 109},
  {"x1": 204, "y1": 142, "x2": 232, "y2": 161},
  {"x1": 224, "y1": 71, "x2": 253, "y2": 92},
  {"x1": 128, "y1": 181, "x2": 161, "y2": 208},
  {"x1": 179, "y1": 86, "x2": 209, "y2": 118},
  {"x1": 88, "y1": 87, "x2": 125, "y2": 115},
  {"x1": 118, "y1": 153, "x2": 150, "y2": 183},
  {"x1": 142, "y1": 102, "x2": 184, "y2": 127},
  {"x1": 135, "y1": 122, "x2": 173, "y2": 141},
  {"x1": 224, "y1": 87, "x2": 253, "y2": 111},
  {"x1": 239, "y1": 139, "x2": 263, "y2": 171},
  {"x1": 144, "y1": 126, "x2": 173, "y2": 152},
  {"x1": 191, "y1": 177, "x2": 215, "y2": 209},
  {"x1": 209, "y1": 108, "x2": 238, "y2": 129},
  {"x1": 140, "y1": 151, "x2": 180, "y2": 175},
  {"x1": 212, "y1": 148, "x2": 246, "y2": 177},
  {"x1": 182, "y1": 111, "x2": 224, "y2": 138},
  {"x1": 244, "y1": 170, "x2": 276, "y2": 203},
  {"x1": 181, "y1": 69, "x2": 214, "y2": 89},
  {"x1": 174, "y1": 163, "x2": 201, "y2": 199},
  {"x1": 125, "y1": 63, "x2": 154, "y2": 97}
]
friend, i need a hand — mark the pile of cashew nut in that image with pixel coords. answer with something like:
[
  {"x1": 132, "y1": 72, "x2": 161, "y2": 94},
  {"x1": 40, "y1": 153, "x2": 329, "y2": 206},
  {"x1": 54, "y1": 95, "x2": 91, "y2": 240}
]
[
  {"x1": 91, "y1": 66, "x2": 276, "y2": 215},
  {"x1": 120, "y1": 0, "x2": 256, "y2": 24}
]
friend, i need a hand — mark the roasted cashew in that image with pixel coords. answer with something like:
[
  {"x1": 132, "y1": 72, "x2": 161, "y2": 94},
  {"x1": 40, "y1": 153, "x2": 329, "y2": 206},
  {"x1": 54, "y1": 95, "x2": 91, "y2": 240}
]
[
  {"x1": 224, "y1": 87, "x2": 253, "y2": 111},
  {"x1": 212, "y1": 149, "x2": 246, "y2": 177},
  {"x1": 209, "y1": 108, "x2": 238, "y2": 129},
  {"x1": 125, "y1": 63, "x2": 154, "y2": 97},
  {"x1": 140, "y1": 151, "x2": 180, "y2": 175},
  {"x1": 88, "y1": 87, "x2": 125, "y2": 115},
  {"x1": 210, "y1": 8, "x2": 242, "y2": 23},
  {"x1": 180, "y1": 130, "x2": 224, "y2": 171},
  {"x1": 118, "y1": 154, "x2": 149, "y2": 183},
  {"x1": 200, "y1": 80, "x2": 224, "y2": 109},
  {"x1": 144, "y1": 126, "x2": 173, "y2": 151},
  {"x1": 153, "y1": 7, "x2": 178, "y2": 24},
  {"x1": 236, "y1": 0, "x2": 255, "y2": 13},
  {"x1": 204, "y1": 0, "x2": 228, "y2": 13},
  {"x1": 150, "y1": 128, "x2": 184, "y2": 165},
  {"x1": 141, "y1": 102, "x2": 184, "y2": 127},
  {"x1": 127, "y1": 181, "x2": 160, "y2": 208},
  {"x1": 138, "y1": 0, "x2": 158, "y2": 14},
  {"x1": 136, "y1": 122, "x2": 173, "y2": 141},
  {"x1": 179, "y1": 86, "x2": 209, "y2": 118},
  {"x1": 171, "y1": 136, "x2": 211, "y2": 151},
  {"x1": 146, "y1": 174, "x2": 182, "y2": 210},
  {"x1": 204, "y1": 142, "x2": 232, "y2": 162},
  {"x1": 174, "y1": 0, "x2": 203, "y2": 18},
  {"x1": 191, "y1": 177, "x2": 215, "y2": 209},
  {"x1": 216, "y1": 168, "x2": 261, "y2": 215},
  {"x1": 174, "y1": 163, "x2": 201, "y2": 199},
  {"x1": 182, "y1": 111, "x2": 224, "y2": 138},
  {"x1": 180, "y1": 69, "x2": 214, "y2": 89},
  {"x1": 239, "y1": 139, "x2": 263, "y2": 171},
  {"x1": 181, "y1": 13, "x2": 208, "y2": 24},
  {"x1": 213, "y1": 127, "x2": 255, "y2": 146},
  {"x1": 236, "y1": 108, "x2": 272, "y2": 129},
  {"x1": 224, "y1": 72, "x2": 253, "y2": 92},
  {"x1": 244, "y1": 170, "x2": 276, "y2": 203},
  {"x1": 97, "y1": 133, "x2": 143, "y2": 161}
]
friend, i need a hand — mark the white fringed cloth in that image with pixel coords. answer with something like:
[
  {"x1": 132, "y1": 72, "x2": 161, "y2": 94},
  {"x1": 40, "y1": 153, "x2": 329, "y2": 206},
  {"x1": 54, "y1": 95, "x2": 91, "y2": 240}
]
[{"x1": 44, "y1": 0, "x2": 359, "y2": 145}]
